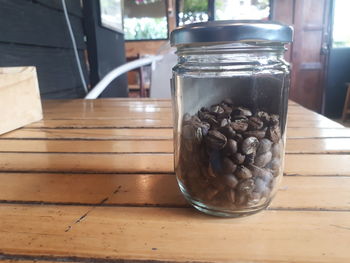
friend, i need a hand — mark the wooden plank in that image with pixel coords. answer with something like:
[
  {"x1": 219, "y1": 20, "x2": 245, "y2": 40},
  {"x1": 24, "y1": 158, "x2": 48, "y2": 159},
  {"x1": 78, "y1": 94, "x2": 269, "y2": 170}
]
[
  {"x1": 2, "y1": 127, "x2": 349, "y2": 140},
  {"x1": 287, "y1": 119, "x2": 344, "y2": 128},
  {"x1": 26, "y1": 119, "x2": 173, "y2": 128},
  {"x1": 0, "y1": 44, "x2": 87, "y2": 98},
  {"x1": 0, "y1": 173, "x2": 349, "y2": 211},
  {"x1": 287, "y1": 128, "x2": 350, "y2": 138},
  {"x1": 286, "y1": 138, "x2": 350, "y2": 153},
  {"x1": 0, "y1": 139, "x2": 173, "y2": 153},
  {"x1": 0, "y1": 0, "x2": 85, "y2": 49},
  {"x1": 35, "y1": 0, "x2": 83, "y2": 17},
  {"x1": 0, "y1": 153, "x2": 349, "y2": 175},
  {"x1": 1, "y1": 204, "x2": 350, "y2": 262},
  {"x1": 1, "y1": 128, "x2": 173, "y2": 140},
  {"x1": 1, "y1": 137, "x2": 349, "y2": 154}
]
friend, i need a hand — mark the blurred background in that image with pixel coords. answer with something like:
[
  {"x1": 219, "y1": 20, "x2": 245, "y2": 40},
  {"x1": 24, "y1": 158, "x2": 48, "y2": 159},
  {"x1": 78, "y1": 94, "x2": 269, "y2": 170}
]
[{"x1": 0, "y1": 0, "x2": 349, "y2": 120}]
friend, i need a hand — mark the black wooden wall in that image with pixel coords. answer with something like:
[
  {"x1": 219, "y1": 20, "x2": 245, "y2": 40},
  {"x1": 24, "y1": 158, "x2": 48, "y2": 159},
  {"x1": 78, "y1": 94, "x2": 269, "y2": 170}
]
[{"x1": 0, "y1": 0, "x2": 88, "y2": 99}]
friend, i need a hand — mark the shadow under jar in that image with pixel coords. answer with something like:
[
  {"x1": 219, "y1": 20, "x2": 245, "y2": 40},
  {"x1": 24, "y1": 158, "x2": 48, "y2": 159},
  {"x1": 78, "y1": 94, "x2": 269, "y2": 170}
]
[{"x1": 170, "y1": 21, "x2": 293, "y2": 217}]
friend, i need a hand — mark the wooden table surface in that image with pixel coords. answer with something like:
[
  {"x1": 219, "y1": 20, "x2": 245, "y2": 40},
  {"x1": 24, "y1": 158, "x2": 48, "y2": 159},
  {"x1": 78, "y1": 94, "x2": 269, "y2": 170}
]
[{"x1": 1, "y1": 99, "x2": 350, "y2": 263}]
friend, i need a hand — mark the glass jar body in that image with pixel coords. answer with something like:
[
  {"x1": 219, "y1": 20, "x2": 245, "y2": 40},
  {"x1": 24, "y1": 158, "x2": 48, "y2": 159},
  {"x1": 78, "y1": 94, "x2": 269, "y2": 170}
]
[{"x1": 171, "y1": 43, "x2": 290, "y2": 217}]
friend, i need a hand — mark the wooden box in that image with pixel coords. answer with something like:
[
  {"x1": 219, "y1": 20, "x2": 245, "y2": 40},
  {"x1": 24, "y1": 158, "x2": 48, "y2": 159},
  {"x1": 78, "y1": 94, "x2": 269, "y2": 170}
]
[{"x1": 0, "y1": 67, "x2": 43, "y2": 135}]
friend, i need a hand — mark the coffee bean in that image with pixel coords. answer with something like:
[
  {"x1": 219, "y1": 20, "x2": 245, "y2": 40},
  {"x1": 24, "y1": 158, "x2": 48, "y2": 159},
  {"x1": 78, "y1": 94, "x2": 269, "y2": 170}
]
[
  {"x1": 231, "y1": 153, "x2": 245, "y2": 164},
  {"x1": 220, "y1": 118, "x2": 229, "y2": 127},
  {"x1": 244, "y1": 152, "x2": 256, "y2": 165},
  {"x1": 233, "y1": 133, "x2": 244, "y2": 143},
  {"x1": 235, "y1": 165, "x2": 253, "y2": 179},
  {"x1": 266, "y1": 158, "x2": 281, "y2": 172},
  {"x1": 226, "y1": 189, "x2": 236, "y2": 203},
  {"x1": 221, "y1": 157, "x2": 237, "y2": 174},
  {"x1": 205, "y1": 186, "x2": 219, "y2": 200},
  {"x1": 254, "y1": 151, "x2": 272, "y2": 167},
  {"x1": 237, "y1": 178, "x2": 255, "y2": 194},
  {"x1": 210, "y1": 105, "x2": 225, "y2": 115},
  {"x1": 247, "y1": 192, "x2": 262, "y2": 205},
  {"x1": 267, "y1": 126, "x2": 281, "y2": 143},
  {"x1": 254, "y1": 178, "x2": 268, "y2": 195},
  {"x1": 256, "y1": 111, "x2": 270, "y2": 124},
  {"x1": 232, "y1": 107, "x2": 252, "y2": 117},
  {"x1": 222, "y1": 174, "x2": 239, "y2": 188},
  {"x1": 199, "y1": 122, "x2": 210, "y2": 136},
  {"x1": 248, "y1": 164, "x2": 273, "y2": 183},
  {"x1": 231, "y1": 119, "x2": 248, "y2": 132},
  {"x1": 221, "y1": 104, "x2": 233, "y2": 114},
  {"x1": 248, "y1": 116, "x2": 264, "y2": 130},
  {"x1": 205, "y1": 130, "x2": 227, "y2": 150},
  {"x1": 271, "y1": 141, "x2": 282, "y2": 158},
  {"x1": 222, "y1": 98, "x2": 234, "y2": 106},
  {"x1": 257, "y1": 138, "x2": 273, "y2": 154},
  {"x1": 223, "y1": 139, "x2": 238, "y2": 156},
  {"x1": 270, "y1": 114, "x2": 279, "y2": 126},
  {"x1": 241, "y1": 137, "x2": 259, "y2": 155},
  {"x1": 198, "y1": 111, "x2": 218, "y2": 127},
  {"x1": 219, "y1": 125, "x2": 236, "y2": 139},
  {"x1": 244, "y1": 129, "x2": 266, "y2": 139}
]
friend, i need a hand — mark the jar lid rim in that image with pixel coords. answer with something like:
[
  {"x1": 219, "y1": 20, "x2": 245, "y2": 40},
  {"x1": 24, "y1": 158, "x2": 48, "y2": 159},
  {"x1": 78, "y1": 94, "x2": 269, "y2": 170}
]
[{"x1": 170, "y1": 20, "x2": 293, "y2": 46}]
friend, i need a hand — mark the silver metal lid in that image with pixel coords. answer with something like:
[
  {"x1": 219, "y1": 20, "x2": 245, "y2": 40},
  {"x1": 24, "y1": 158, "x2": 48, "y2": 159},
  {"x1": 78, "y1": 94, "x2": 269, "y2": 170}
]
[{"x1": 170, "y1": 20, "x2": 293, "y2": 46}]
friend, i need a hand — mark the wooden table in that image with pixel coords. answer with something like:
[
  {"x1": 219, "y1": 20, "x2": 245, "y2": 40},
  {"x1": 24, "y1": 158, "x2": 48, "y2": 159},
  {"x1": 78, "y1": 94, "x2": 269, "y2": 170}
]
[{"x1": 1, "y1": 99, "x2": 350, "y2": 263}]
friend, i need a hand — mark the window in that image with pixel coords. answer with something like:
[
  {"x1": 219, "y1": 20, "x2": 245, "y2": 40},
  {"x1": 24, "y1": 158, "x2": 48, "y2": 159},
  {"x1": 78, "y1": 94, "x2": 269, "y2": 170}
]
[
  {"x1": 123, "y1": 0, "x2": 168, "y2": 41},
  {"x1": 215, "y1": 0, "x2": 270, "y2": 21},
  {"x1": 332, "y1": 0, "x2": 350, "y2": 48},
  {"x1": 176, "y1": 0, "x2": 270, "y2": 26}
]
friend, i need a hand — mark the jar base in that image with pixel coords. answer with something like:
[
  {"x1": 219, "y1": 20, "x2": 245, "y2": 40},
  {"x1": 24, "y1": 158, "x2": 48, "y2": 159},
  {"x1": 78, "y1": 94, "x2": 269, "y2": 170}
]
[{"x1": 178, "y1": 181, "x2": 271, "y2": 217}]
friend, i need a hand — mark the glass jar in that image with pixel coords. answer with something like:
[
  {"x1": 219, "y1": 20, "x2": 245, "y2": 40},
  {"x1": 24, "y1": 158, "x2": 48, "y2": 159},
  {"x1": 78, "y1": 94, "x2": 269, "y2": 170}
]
[{"x1": 170, "y1": 21, "x2": 293, "y2": 217}]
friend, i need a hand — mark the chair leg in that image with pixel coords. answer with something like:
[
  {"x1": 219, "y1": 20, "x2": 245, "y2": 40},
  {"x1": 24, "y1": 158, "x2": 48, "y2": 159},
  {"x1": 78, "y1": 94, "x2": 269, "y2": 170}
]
[{"x1": 342, "y1": 84, "x2": 350, "y2": 122}]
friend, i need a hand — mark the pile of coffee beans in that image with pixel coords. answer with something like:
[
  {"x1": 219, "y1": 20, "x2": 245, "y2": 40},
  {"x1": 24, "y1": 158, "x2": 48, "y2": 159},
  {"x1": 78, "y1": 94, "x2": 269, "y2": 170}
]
[{"x1": 178, "y1": 98, "x2": 283, "y2": 209}]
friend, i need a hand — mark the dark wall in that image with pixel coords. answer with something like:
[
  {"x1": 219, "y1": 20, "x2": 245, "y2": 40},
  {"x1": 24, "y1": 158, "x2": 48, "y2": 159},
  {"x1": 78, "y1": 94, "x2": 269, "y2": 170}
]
[
  {"x1": 83, "y1": 0, "x2": 128, "y2": 97},
  {"x1": 0, "y1": 0, "x2": 88, "y2": 99},
  {"x1": 324, "y1": 48, "x2": 350, "y2": 118}
]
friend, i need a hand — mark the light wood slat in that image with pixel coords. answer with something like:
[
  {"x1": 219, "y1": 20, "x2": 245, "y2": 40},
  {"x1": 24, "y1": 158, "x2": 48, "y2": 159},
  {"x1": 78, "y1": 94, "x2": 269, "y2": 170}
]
[
  {"x1": 0, "y1": 138, "x2": 349, "y2": 154},
  {"x1": 24, "y1": 119, "x2": 342, "y2": 129},
  {"x1": 286, "y1": 138, "x2": 350, "y2": 153},
  {"x1": 2, "y1": 127, "x2": 350, "y2": 140},
  {"x1": 26, "y1": 119, "x2": 173, "y2": 128},
  {"x1": 0, "y1": 261, "x2": 76, "y2": 263},
  {"x1": 1, "y1": 128, "x2": 173, "y2": 140},
  {"x1": 0, "y1": 173, "x2": 349, "y2": 211},
  {"x1": 1, "y1": 204, "x2": 350, "y2": 263},
  {"x1": 0, "y1": 153, "x2": 174, "y2": 173},
  {"x1": 0, "y1": 153, "x2": 349, "y2": 175},
  {"x1": 287, "y1": 128, "x2": 350, "y2": 138},
  {"x1": 287, "y1": 119, "x2": 344, "y2": 128},
  {"x1": 0, "y1": 140, "x2": 173, "y2": 153}
]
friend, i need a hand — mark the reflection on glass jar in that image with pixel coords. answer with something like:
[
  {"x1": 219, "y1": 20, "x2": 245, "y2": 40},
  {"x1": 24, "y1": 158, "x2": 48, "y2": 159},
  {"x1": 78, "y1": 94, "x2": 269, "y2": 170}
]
[{"x1": 171, "y1": 21, "x2": 293, "y2": 217}]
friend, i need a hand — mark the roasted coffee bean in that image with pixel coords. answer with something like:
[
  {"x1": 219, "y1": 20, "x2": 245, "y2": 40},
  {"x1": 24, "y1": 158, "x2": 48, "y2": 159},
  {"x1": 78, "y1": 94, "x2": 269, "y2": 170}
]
[
  {"x1": 248, "y1": 116, "x2": 264, "y2": 130},
  {"x1": 256, "y1": 111, "x2": 270, "y2": 124},
  {"x1": 199, "y1": 122, "x2": 210, "y2": 136},
  {"x1": 221, "y1": 157, "x2": 237, "y2": 174},
  {"x1": 209, "y1": 150, "x2": 222, "y2": 174},
  {"x1": 271, "y1": 141, "x2": 282, "y2": 158},
  {"x1": 254, "y1": 178, "x2": 269, "y2": 196},
  {"x1": 270, "y1": 114, "x2": 279, "y2": 125},
  {"x1": 243, "y1": 129, "x2": 266, "y2": 139},
  {"x1": 221, "y1": 103, "x2": 233, "y2": 114},
  {"x1": 232, "y1": 115, "x2": 248, "y2": 121},
  {"x1": 248, "y1": 164, "x2": 273, "y2": 183},
  {"x1": 220, "y1": 118, "x2": 230, "y2": 127},
  {"x1": 235, "y1": 193, "x2": 247, "y2": 206},
  {"x1": 244, "y1": 152, "x2": 256, "y2": 165},
  {"x1": 231, "y1": 119, "x2": 249, "y2": 132},
  {"x1": 237, "y1": 178, "x2": 255, "y2": 194},
  {"x1": 247, "y1": 192, "x2": 262, "y2": 206},
  {"x1": 182, "y1": 124, "x2": 202, "y2": 143},
  {"x1": 205, "y1": 130, "x2": 227, "y2": 150},
  {"x1": 241, "y1": 136, "x2": 259, "y2": 155},
  {"x1": 235, "y1": 165, "x2": 253, "y2": 179},
  {"x1": 254, "y1": 151, "x2": 272, "y2": 167},
  {"x1": 223, "y1": 139, "x2": 238, "y2": 156},
  {"x1": 219, "y1": 125, "x2": 236, "y2": 139},
  {"x1": 267, "y1": 126, "x2": 281, "y2": 143},
  {"x1": 257, "y1": 138, "x2": 273, "y2": 154},
  {"x1": 222, "y1": 174, "x2": 239, "y2": 188},
  {"x1": 266, "y1": 158, "x2": 281, "y2": 172},
  {"x1": 233, "y1": 133, "x2": 244, "y2": 143},
  {"x1": 210, "y1": 178, "x2": 226, "y2": 191},
  {"x1": 205, "y1": 186, "x2": 220, "y2": 200},
  {"x1": 198, "y1": 111, "x2": 218, "y2": 126},
  {"x1": 232, "y1": 107, "x2": 252, "y2": 117},
  {"x1": 210, "y1": 105, "x2": 225, "y2": 115},
  {"x1": 183, "y1": 113, "x2": 192, "y2": 123},
  {"x1": 232, "y1": 153, "x2": 245, "y2": 164},
  {"x1": 226, "y1": 189, "x2": 236, "y2": 203}
]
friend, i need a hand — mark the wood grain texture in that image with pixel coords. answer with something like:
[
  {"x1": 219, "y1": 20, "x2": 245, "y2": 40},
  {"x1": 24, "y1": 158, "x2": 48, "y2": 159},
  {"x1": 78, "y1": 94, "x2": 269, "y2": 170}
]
[
  {"x1": 0, "y1": 173, "x2": 349, "y2": 211},
  {"x1": 1, "y1": 204, "x2": 350, "y2": 263}
]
